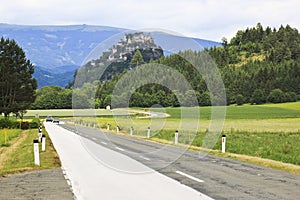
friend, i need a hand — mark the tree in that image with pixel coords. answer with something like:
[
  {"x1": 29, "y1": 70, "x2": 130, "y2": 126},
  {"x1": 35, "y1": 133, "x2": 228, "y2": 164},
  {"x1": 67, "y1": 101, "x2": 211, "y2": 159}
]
[
  {"x1": 198, "y1": 91, "x2": 211, "y2": 106},
  {"x1": 236, "y1": 94, "x2": 244, "y2": 106},
  {"x1": 30, "y1": 86, "x2": 72, "y2": 109},
  {"x1": 284, "y1": 92, "x2": 297, "y2": 102},
  {"x1": 251, "y1": 89, "x2": 266, "y2": 104},
  {"x1": 268, "y1": 88, "x2": 285, "y2": 103},
  {"x1": 0, "y1": 37, "x2": 37, "y2": 117},
  {"x1": 182, "y1": 90, "x2": 198, "y2": 107},
  {"x1": 130, "y1": 50, "x2": 144, "y2": 67}
]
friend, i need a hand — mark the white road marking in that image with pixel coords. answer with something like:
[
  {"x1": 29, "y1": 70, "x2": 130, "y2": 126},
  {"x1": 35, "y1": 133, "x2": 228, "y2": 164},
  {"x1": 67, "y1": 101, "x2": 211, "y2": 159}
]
[
  {"x1": 92, "y1": 137, "x2": 97, "y2": 141},
  {"x1": 101, "y1": 141, "x2": 107, "y2": 145},
  {"x1": 46, "y1": 123, "x2": 213, "y2": 200},
  {"x1": 66, "y1": 179, "x2": 72, "y2": 186},
  {"x1": 175, "y1": 171, "x2": 204, "y2": 183},
  {"x1": 115, "y1": 146, "x2": 125, "y2": 152},
  {"x1": 140, "y1": 156, "x2": 151, "y2": 161}
]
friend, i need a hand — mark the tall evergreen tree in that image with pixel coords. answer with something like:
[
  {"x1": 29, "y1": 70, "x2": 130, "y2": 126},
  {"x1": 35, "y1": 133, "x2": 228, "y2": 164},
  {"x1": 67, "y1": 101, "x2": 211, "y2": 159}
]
[
  {"x1": 0, "y1": 37, "x2": 37, "y2": 117},
  {"x1": 130, "y1": 50, "x2": 144, "y2": 67}
]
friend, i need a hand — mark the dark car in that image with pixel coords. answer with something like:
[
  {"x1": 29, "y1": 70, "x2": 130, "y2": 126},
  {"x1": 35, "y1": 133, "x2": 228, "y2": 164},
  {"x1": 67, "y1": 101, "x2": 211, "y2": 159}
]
[
  {"x1": 53, "y1": 117, "x2": 59, "y2": 124},
  {"x1": 46, "y1": 115, "x2": 53, "y2": 122}
]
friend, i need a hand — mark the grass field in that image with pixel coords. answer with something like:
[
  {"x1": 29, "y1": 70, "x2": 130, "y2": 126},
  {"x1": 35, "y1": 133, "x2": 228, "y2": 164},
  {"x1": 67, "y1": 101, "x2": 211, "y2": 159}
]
[
  {"x1": 67, "y1": 102, "x2": 300, "y2": 134},
  {"x1": 24, "y1": 108, "x2": 128, "y2": 118},
  {"x1": 23, "y1": 102, "x2": 300, "y2": 167},
  {"x1": 158, "y1": 102, "x2": 300, "y2": 119}
]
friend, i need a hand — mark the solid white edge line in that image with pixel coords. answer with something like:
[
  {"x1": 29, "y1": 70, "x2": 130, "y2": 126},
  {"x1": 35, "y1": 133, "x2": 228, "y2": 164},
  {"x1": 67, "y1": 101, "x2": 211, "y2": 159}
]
[
  {"x1": 175, "y1": 171, "x2": 204, "y2": 183},
  {"x1": 115, "y1": 146, "x2": 125, "y2": 151}
]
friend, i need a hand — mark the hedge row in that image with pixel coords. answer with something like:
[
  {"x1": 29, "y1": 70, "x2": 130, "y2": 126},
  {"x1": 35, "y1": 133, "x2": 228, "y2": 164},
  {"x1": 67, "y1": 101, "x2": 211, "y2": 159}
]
[{"x1": 0, "y1": 118, "x2": 40, "y2": 129}]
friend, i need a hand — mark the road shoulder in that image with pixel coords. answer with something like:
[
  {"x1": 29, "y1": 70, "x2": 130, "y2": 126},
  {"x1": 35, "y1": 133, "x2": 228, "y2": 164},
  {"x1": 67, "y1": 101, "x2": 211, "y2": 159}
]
[{"x1": 0, "y1": 168, "x2": 74, "y2": 200}]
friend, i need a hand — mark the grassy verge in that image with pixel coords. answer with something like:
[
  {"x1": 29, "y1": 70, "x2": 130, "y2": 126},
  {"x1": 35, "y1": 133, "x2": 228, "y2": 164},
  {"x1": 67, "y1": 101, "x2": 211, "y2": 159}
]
[
  {"x1": 0, "y1": 128, "x2": 61, "y2": 176},
  {"x1": 0, "y1": 129, "x2": 22, "y2": 147},
  {"x1": 150, "y1": 130, "x2": 300, "y2": 165}
]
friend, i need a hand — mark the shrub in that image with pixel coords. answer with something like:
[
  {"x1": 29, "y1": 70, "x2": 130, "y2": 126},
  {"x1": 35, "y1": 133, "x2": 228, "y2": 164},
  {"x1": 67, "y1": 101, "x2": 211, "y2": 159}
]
[
  {"x1": 0, "y1": 118, "x2": 20, "y2": 129},
  {"x1": 0, "y1": 118, "x2": 40, "y2": 129},
  {"x1": 30, "y1": 118, "x2": 40, "y2": 129},
  {"x1": 251, "y1": 89, "x2": 266, "y2": 104},
  {"x1": 236, "y1": 94, "x2": 244, "y2": 106},
  {"x1": 285, "y1": 92, "x2": 297, "y2": 102},
  {"x1": 268, "y1": 89, "x2": 285, "y2": 103},
  {"x1": 21, "y1": 122, "x2": 30, "y2": 130}
]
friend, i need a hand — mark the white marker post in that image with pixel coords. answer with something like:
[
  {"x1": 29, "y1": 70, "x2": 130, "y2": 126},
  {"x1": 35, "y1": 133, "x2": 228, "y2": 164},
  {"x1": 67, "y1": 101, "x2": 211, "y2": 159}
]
[
  {"x1": 174, "y1": 130, "x2": 179, "y2": 145},
  {"x1": 38, "y1": 130, "x2": 42, "y2": 143},
  {"x1": 222, "y1": 134, "x2": 226, "y2": 153},
  {"x1": 116, "y1": 126, "x2": 119, "y2": 133},
  {"x1": 42, "y1": 135, "x2": 46, "y2": 151},
  {"x1": 147, "y1": 127, "x2": 150, "y2": 138},
  {"x1": 130, "y1": 127, "x2": 133, "y2": 136},
  {"x1": 107, "y1": 124, "x2": 110, "y2": 131},
  {"x1": 33, "y1": 139, "x2": 40, "y2": 166}
]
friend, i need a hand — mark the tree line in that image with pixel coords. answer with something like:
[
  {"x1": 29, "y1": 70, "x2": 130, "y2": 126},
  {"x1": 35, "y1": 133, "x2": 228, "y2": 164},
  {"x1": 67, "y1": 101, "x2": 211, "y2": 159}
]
[
  {"x1": 7, "y1": 23, "x2": 299, "y2": 111},
  {"x1": 92, "y1": 24, "x2": 300, "y2": 107}
]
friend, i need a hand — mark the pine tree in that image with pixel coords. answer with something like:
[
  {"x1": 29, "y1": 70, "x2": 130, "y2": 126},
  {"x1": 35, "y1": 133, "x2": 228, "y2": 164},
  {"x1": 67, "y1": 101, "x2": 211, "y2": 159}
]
[
  {"x1": 130, "y1": 50, "x2": 144, "y2": 67},
  {"x1": 0, "y1": 37, "x2": 37, "y2": 117}
]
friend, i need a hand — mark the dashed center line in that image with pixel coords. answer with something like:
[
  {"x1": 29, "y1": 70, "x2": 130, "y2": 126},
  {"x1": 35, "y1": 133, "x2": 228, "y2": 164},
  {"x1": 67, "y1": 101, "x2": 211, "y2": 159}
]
[
  {"x1": 140, "y1": 156, "x2": 151, "y2": 161},
  {"x1": 175, "y1": 170, "x2": 204, "y2": 183},
  {"x1": 115, "y1": 147, "x2": 125, "y2": 152},
  {"x1": 101, "y1": 141, "x2": 107, "y2": 145},
  {"x1": 92, "y1": 137, "x2": 97, "y2": 141}
]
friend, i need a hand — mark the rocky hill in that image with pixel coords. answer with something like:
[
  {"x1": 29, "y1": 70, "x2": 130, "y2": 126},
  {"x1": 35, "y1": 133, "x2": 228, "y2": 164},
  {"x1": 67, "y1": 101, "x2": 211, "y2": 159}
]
[
  {"x1": 0, "y1": 24, "x2": 220, "y2": 87},
  {"x1": 74, "y1": 32, "x2": 164, "y2": 86}
]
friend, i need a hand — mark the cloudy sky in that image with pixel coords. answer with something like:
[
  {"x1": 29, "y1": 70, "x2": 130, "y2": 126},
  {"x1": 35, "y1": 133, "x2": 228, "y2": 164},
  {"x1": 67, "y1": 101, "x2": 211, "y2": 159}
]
[{"x1": 0, "y1": 0, "x2": 299, "y2": 41}]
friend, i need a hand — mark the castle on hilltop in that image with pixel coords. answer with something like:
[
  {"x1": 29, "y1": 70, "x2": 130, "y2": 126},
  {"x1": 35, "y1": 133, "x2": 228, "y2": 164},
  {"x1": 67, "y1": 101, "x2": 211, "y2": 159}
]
[{"x1": 108, "y1": 32, "x2": 158, "y2": 62}]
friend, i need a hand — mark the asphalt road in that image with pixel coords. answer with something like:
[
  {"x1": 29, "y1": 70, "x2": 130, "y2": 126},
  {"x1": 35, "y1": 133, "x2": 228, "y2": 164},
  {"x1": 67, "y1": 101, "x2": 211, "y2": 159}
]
[{"x1": 59, "y1": 123, "x2": 300, "y2": 200}]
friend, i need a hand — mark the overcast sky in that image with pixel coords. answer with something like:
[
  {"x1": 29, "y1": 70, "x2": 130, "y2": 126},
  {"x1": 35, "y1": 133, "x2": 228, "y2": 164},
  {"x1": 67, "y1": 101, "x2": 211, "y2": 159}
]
[{"x1": 0, "y1": 0, "x2": 299, "y2": 41}]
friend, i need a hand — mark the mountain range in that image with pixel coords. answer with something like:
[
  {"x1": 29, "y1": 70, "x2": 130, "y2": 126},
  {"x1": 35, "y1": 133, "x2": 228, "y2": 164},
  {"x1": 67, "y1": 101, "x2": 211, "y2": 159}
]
[{"x1": 0, "y1": 24, "x2": 220, "y2": 88}]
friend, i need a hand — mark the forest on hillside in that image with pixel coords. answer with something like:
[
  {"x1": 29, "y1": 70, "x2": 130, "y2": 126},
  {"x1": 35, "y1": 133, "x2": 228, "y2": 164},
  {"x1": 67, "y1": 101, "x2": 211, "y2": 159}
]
[{"x1": 31, "y1": 23, "x2": 300, "y2": 109}]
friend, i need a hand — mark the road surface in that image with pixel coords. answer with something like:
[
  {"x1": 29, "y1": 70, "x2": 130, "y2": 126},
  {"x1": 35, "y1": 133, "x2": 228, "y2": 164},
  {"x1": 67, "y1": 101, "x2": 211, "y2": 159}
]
[{"x1": 46, "y1": 123, "x2": 300, "y2": 200}]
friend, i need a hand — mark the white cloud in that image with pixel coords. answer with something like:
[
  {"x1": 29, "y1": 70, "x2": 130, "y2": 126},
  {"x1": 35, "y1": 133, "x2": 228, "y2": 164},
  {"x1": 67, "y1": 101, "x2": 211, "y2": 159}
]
[{"x1": 0, "y1": 0, "x2": 300, "y2": 41}]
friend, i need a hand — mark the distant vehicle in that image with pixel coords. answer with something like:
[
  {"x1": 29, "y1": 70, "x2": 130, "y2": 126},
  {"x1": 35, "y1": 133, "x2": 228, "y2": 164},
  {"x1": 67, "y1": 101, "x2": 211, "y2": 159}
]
[
  {"x1": 46, "y1": 115, "x2": 53, "y2": 122},
  {"x1": 53, "y1": 117, "x2": 60, "y2": 124}
]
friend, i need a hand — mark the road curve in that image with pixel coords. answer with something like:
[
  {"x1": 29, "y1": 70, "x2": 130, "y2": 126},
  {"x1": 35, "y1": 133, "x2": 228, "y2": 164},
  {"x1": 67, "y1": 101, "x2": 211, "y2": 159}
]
[{"x1": 47, "y1": 123, "x2": 300, "y2": 200}]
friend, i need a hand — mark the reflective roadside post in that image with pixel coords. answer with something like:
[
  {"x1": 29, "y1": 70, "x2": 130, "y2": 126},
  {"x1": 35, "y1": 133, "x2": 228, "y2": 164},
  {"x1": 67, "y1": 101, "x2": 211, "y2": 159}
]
[
  {"x1": 107, "y1": 124, "x2": 110, "y2": 131},
  {"x1": 147, "y1": 127, "x2": 150, "y2": 138},
  {"x1": 174, "y1": 130, "x2": 179, "y2": 145},
  {"x1": 42, "y1": 135, "x2": 46, "y2": 151},
  {"x1": 130, "y1": 126, "x2": 133, "y2": 136},
  {"x1": 222, "y1": 134, "x2": 226, "y2": 153},
  {"x1": 38, "y1": 129, "x2": 42, "y2": 143},
  {"x1": 33, "y1": 139, "x2": 40, "y2": 166}
]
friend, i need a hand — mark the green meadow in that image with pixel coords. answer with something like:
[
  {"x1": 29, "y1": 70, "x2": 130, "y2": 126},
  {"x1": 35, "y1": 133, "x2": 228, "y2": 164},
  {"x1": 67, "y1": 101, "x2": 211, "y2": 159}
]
[{"x1": 24, "y1": 102, "x2": 300, "y2": 166}]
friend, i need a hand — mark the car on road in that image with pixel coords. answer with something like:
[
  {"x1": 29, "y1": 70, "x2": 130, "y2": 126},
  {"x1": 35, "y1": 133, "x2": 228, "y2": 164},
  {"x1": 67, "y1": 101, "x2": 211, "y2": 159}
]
[
  {"x1": 46, "y1": 115, "x2": 53, "y2": 122},
  {"x1": 53, "y1": 117, "x2": 60, "y2": 124}
]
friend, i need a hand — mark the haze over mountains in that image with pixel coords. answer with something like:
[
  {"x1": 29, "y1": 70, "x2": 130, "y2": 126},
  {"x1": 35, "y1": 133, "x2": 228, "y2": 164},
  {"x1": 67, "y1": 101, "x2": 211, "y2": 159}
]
[{"x1": 0, "y1": 24, "x2": 220, "y2": 88}]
